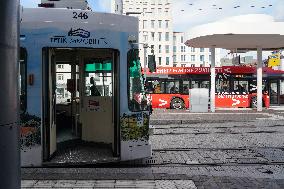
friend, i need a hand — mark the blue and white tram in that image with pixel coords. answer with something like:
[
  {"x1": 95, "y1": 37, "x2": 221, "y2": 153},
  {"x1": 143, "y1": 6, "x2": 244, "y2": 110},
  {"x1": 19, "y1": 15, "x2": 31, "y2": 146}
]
[{"x1": 20, "y1": 8, "x2": 151, "y2": 166}]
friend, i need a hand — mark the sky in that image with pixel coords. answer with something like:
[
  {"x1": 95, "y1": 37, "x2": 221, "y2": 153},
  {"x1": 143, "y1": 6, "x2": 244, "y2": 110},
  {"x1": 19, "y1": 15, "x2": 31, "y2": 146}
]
[{"x1": 21, "y1": 0, "x2": 284, "y2": 32}]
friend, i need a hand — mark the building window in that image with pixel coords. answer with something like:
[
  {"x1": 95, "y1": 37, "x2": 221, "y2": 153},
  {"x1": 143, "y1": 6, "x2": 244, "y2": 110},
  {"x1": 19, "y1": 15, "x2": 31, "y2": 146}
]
[
  {"x1": 158, "y1": 57, "x2": 162, "y2": 65},
  {"x1": 151, "y1": 8, "x2": 155, "y2": 14},
  {"x1": 165, "y1": 32, "x2": 169, "y2": 41},
  {"x1": 173, "y1": 64, "x2": 177, "y2": 67},
  {"x1": 165, "y1": 20, "x2": 169, "y2": 28},
  {"x1": 181, "y1": 55, "x2": 186, "y2": 62},
  {"x1": 181, "y1": 64, "x2": 186, "y2": 67},
  {"x1": 173, "y1": 55, "x2": 176, "y2": 62},
  {"x1": 191, "y1": 64, "x2": 195, "y2": 67},
  {"x1": 158, "y1": 8, "x2": 162, "y2": 14},
  {"x1": 191, "y1": 55, "x2": 195, "y2": 61},
  {"x1": 158, "y1": 32, "x2": 162, "y2": 41},
  {"x1": 143, "y1": 20, "x2": 147, "y2": 29},
  {"x1": 166, "y1": 57, "x2": 170, "y2": 65},
  {"x1": 181, "y1": 46, "x2": 185, "y2": 52},
  {"x1": 158, "y1": 20, "x2": 162, "y2": 28},
  {"x1": 173, "y1": 35, "x2": 176, "y2": 42},
  {"x1": 209, "y1": 55, "x2": 212, "y2": 62},
  {"x1": 151, "y1": 20, "x2": 155, "y2": 28},
  {"x1": 143, "y1": 8, "x2": 147, "y2": 12},
  {"x1": 200, "y1": 55, "x2": 205, "y2": 62},
  {"x1": 57, "y1": 74, "x2": 64, "y2": 81},
  {"x1": 57, "y1": 64, "x2": 64, "y2": 69},
  {"x1": 143, "y1": 32, "x2": 148, "y2": 41},
  {"x1": 173, "y1": 46, "x2": 176, "y2": 52},
  {"x1": 200, "y1": 48, "x2": 204, "y2": 52},
  {"x1": 181, "y1": 36, "x2": 184, "y2": 43},
  {"x1": 165, "y1": 45, "x2": 169, "y2": 53},
  {"x1": 191, "y1": 47, "x2": 195, "y2": 52},
  {"x1": 151, "y1": 32, "x2": 155, "y2": 41},
  {"x1": 159, "y1": 45, "x2": 162, "y2": 53},
  {"x1": 151, "y1": 45, "x2": 154, "y2": 54}
]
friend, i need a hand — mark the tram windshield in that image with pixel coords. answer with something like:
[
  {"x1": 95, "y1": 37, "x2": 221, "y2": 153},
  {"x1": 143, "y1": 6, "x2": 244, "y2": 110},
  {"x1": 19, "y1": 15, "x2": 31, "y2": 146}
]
[{"x1": 128, "y1": 49, "x2": 147, "y2": 111}]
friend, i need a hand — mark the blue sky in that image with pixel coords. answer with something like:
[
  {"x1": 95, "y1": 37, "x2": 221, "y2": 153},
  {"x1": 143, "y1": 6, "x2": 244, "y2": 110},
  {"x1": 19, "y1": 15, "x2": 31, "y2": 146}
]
[
  {"x1": 20, "y1": 0, "x2": 111, "y2": 12},
  {"x1": 21, "y1": 0, "x2": 284, "y2": 32}
]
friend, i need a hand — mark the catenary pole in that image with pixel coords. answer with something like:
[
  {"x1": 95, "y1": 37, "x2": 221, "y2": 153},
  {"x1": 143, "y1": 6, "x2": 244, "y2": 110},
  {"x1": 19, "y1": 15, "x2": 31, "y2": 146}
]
[
  {"x1": 257, "y1": 47, "x2": 263, "y2": 111},
  {"x1": 0, "y1": 0, "x2": 21, "y2": 188},
  {"x1": 210, "y1": 47, "x2": 216, "y2": 112}
]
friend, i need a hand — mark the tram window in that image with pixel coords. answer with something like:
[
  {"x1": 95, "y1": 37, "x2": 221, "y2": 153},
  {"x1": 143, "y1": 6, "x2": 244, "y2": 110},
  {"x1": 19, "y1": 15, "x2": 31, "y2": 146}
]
[
  {"x1": 128, "y1": 49, "x2": 147, "y2": 112},
  {"x1": 56, "y1": 64, "x2": 72, "y2": 104},
  {"x1": 85, "y1": 60, "x2": 113, "y2": 97},
  {"x1": 20, "y1": 48, "x2": 27, "y2": 114}
]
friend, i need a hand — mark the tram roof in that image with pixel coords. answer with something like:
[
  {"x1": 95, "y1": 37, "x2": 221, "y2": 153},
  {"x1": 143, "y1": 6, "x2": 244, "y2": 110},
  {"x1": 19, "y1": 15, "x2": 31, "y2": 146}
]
[
  {"x1": 21, "y1": 8, "x2": 138, "y2": 33},
  {"x1": 185, "y1": 14, "x2": 284, "y2": 51}
]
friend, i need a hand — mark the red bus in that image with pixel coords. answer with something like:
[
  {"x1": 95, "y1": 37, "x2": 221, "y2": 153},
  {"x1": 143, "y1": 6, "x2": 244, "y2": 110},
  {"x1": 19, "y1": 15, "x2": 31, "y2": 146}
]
[{"x1": 144, "y1": 66, "x2": 284, "y2": 109}]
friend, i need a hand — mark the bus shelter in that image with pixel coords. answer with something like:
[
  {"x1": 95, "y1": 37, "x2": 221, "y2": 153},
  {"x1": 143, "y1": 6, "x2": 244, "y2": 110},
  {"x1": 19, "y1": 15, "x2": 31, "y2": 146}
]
[{"x1": 185, "y1": 14, "x2": 284, "y2": 112}]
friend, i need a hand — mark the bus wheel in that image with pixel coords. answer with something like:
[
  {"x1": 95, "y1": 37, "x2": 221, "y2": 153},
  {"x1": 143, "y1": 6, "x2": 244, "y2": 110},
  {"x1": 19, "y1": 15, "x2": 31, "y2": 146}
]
[
  {"x1": 171, "y1": 98, "x2": 185, "y2": 109},
  {"x1": 251, "y1": 96, "x2": 257, "y2": 108}
]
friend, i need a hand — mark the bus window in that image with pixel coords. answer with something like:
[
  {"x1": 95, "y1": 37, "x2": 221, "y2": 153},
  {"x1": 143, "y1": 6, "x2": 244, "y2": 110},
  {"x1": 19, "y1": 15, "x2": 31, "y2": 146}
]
[
  {"x1": 165, "y1": 80, "x2": 179, "y2": 94},
  {"x1": 145, "y1": 80, "x2": 154, "y2": 93},
  {"x1": 20, "y1": 48, "x2": 27, "y2": 114},
  {"x1": 216, "y1": 78, "x2": 230, "y2": 93},
  {"x1": 151, "y1": 80, "x2": 165, "y2": 94},
  {"x1": 128, "y1": 49, "x2": 147, "y2": 111},
  {"x1": 201, "y1": 81, "x2": 209, "y2": 88},
  {"x1": 182, "y1": 80, "x2": 190, "y2": 94},
  {"x1": 233, "y1": 80, "x2": 248, "y2": 94}
]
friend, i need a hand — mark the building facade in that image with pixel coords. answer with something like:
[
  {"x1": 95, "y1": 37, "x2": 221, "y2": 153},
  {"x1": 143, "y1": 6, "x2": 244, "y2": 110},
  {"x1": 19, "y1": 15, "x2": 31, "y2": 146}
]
[
  {"x1": 112, "y1": 0, "x2": 174, "y2": 67},
  {"x1": 173, "y1": 32, "x2": 221, "y2": 67}
]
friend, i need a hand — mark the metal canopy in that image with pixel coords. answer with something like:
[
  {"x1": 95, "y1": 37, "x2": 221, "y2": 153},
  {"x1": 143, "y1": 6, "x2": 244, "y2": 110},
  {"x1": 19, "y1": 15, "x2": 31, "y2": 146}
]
[
  {"x1": 184, "y1": 14, "x2": 284, "y2": 112},
  {"x1": 186, "y1": 34, "x2": 284, "y2": 51},
  {"x1": 185, "y1": 14, "x2": 284, "y2": 50}
]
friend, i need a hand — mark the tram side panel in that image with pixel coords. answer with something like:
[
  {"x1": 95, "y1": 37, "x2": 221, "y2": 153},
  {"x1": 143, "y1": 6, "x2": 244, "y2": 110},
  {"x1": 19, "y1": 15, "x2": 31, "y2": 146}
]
[{"x1": 20, "y1": 40, "x2": 43, "y2": 166}]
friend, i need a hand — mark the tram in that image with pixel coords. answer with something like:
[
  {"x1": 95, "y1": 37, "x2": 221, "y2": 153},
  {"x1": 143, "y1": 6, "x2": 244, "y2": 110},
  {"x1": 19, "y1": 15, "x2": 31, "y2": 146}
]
[{"x1": 20, "y1": 8, "x2": 151, "y2": 166}]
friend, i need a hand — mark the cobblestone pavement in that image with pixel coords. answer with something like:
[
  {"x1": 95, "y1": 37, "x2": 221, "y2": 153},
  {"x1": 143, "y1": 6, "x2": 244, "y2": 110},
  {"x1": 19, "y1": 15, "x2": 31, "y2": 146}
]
[
  {"x1": 21, "y1": 179, "x2": 197, "y2": 189},
  {"x1": 22, "y1": 110, "x2": 284, "y2": 189}
]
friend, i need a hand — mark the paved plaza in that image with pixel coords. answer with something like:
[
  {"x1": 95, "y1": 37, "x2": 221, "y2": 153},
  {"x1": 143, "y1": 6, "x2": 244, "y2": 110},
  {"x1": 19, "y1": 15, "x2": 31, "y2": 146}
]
[{"x1": 22, "y1": 109, "x2": 284, "y2": 188}]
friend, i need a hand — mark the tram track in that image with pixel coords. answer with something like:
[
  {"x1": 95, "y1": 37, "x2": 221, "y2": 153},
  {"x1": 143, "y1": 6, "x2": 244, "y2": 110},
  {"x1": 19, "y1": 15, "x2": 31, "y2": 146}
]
[{"x1": 133, "y1": 147, "x2": 284, "y2": 167}]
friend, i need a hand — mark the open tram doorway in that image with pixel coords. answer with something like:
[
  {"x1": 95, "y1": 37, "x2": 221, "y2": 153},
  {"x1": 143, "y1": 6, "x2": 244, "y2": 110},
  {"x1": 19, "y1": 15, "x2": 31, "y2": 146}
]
[{"x1": 42, "y1": 48, "x2": 120, "y2": 164}]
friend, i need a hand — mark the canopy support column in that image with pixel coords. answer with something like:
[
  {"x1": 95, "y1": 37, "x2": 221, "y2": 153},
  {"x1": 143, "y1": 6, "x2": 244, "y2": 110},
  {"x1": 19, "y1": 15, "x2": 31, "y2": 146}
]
[
  {"x1": 210, "y1": 47, "x2": 216, "y2": 112},
  {"x1": 257, "y1": 47, "x2": 263, "y2": 111},
  {"x1": 0, "y1": 0, "x2": 20, "y2": 188}
]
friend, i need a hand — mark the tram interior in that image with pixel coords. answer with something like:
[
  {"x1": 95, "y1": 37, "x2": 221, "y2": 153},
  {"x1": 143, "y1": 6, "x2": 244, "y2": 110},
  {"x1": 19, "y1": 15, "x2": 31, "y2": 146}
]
[{"x1": 47, "y1": 48, "x2": 118, "y2": 164}]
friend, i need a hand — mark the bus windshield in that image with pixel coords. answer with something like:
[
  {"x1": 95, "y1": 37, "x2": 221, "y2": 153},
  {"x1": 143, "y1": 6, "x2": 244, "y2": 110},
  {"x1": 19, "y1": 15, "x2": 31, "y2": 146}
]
[{"x1": 128, "y1": 49, "x2": 147, "y2": 111}]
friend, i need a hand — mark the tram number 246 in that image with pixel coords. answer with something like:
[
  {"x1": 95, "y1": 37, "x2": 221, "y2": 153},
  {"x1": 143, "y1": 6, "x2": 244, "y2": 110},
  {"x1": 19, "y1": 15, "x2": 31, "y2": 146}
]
[{"x1": 73, "y1": 12, "x2": 88, "y2": 20}]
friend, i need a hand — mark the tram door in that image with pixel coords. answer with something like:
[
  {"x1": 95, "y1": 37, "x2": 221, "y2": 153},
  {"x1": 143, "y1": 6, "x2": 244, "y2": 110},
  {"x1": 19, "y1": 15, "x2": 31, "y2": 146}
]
[
  {"x1": 43, "y1": 48, "x2": 57, "y2": 160},
  {"x1": 79, "y1": 50, "x2": 119, "y2": 156}
]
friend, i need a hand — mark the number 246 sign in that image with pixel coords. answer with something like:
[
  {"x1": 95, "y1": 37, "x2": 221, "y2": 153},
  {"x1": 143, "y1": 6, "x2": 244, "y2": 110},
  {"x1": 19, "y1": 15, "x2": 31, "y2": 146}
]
[{"x1": 73, "y1": 12, "x2": 88, "y2": 20}]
